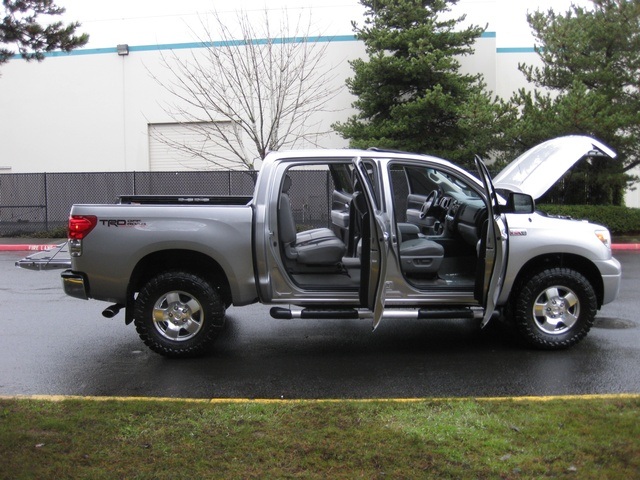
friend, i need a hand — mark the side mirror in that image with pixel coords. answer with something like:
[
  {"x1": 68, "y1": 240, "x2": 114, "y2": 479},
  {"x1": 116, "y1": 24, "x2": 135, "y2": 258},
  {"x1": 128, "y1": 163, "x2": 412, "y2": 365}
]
[{"x1": 503, "y1": 192, "x2": 535, "y2": 214}]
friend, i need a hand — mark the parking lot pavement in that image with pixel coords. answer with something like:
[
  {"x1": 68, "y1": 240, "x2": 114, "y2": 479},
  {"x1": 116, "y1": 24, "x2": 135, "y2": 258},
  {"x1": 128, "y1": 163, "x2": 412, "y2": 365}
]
[{"x1": 1, "y1": 250, "x2": 639, "y2": 399}]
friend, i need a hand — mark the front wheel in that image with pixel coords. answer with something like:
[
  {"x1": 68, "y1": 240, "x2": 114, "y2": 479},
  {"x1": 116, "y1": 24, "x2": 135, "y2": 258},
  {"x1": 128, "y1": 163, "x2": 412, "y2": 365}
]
[
  {"x1": 134, "y1": 271, "x2": 225, "y2": 357},
  {"x1": 512, "y1": 268, "x2": 597, "y2": 350}
]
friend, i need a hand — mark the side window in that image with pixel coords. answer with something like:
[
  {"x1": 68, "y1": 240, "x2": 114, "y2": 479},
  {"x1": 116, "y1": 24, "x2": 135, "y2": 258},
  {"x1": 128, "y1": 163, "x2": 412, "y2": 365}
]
[
  {"x1": 282, "y1": 162, "x2": 354, "y2": 234},
  {"x1": 357, "y1": 160, "x2": 382, "y2": 211},
  {"x1": 406, "y1": 166, "x2": 439, "y2": 196},
  {"x1": 329, "y1": 163, "x2": 354, "y2": 195},
  {"x1": 282, "y1": 164, "x2": 335, "y2": 232}
]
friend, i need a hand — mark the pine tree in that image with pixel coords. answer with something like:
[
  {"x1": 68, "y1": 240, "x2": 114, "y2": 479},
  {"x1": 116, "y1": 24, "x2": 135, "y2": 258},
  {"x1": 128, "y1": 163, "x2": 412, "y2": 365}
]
[
  {"x1": 333, "y1": 0, "x2": 500, "y2": 165},
  {"x1": 1, "y1": 0, "x2": 88, "y2": 67},
  {"x1": 498, "y1": 0, "x2": 640, "y2": 205}
]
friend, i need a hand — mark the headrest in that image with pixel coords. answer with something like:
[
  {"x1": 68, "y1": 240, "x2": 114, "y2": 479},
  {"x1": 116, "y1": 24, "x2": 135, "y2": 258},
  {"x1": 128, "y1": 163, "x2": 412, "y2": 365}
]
[{"x1": 282, "y1": 174, "x2": 292, "y2": 193}]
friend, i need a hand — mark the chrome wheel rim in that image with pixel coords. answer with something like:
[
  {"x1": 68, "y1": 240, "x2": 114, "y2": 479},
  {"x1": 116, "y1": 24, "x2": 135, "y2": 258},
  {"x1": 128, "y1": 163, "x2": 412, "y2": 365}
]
[
  {"x1": 532, "y1": 285, "x2": 580, "y2": 335},
  {"x1": 152, "y1": 290, "x2": 203, "y2": 342}
]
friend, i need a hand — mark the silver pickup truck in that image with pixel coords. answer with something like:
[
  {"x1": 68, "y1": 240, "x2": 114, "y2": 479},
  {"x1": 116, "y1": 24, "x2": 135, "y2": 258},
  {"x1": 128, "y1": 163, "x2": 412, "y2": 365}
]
[{"x1": 23, "y1": 135, "x2": 622, "y2": 357}]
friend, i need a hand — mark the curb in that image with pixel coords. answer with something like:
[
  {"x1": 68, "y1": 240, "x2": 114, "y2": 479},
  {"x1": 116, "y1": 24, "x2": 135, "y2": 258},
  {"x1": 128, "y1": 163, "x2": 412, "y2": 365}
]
[
  {"x1": 1, "y1": 393, "x2": 638, "y2": 403},
  {"x1": 0, "y1": 244, "x2": 60, "y2": 252},
  {"x1": 1, "y1": 243, "x2": 639, "y2": 252},
  {"x1": 611, "y1": 243, "x2": 640, "y2": 251}
]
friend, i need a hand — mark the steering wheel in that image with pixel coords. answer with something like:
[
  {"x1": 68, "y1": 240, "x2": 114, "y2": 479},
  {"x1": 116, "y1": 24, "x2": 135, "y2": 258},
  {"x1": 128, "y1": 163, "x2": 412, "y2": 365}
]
[{"x1": 419, "y1": 190, "x2": 439, "y2": 219}]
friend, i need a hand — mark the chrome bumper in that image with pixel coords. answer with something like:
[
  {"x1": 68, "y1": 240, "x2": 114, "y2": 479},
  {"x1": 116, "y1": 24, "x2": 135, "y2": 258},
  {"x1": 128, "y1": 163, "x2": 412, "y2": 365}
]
[{"x1": 61, "y1": 270, "x2": 89, "y2": 300}]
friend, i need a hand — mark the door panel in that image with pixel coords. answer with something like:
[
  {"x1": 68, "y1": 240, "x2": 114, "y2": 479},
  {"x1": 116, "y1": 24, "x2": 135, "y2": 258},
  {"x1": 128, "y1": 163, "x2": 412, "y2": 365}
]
[
  {"x1": 474, "y1": 156, "x2": 508, "y2": 328},
  {"x1": 354, "y1": 157, "x2": 389, "y2": 330}
]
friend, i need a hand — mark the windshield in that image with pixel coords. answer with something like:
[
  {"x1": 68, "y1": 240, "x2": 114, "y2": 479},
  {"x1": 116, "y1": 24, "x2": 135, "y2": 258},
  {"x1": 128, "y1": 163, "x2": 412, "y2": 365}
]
[{"x1": 402, "y1": 165, "x2": 482, "y2": 201}]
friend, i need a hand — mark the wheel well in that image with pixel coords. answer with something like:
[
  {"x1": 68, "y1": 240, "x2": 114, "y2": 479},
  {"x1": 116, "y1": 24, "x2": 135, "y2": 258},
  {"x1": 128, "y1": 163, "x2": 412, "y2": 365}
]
[
  {"x1": 127, "y1": 250, "x2": 232, "y2": 307},
  {"x1": 511, "y1": 253, "x2": 604, "y2": 307}
]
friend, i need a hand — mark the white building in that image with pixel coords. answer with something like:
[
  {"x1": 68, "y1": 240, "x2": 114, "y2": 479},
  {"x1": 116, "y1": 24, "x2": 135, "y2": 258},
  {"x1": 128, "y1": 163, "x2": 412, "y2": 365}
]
[{"x1": 0, "y1": 0, "x2": 637, "y2": 206}]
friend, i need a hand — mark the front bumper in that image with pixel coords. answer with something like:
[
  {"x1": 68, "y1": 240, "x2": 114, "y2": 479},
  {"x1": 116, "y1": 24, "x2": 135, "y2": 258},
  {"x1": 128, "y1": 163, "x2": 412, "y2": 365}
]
[
  {"x1": 61, "y1": 270, "x2": 89, "y2": 300},
  {"x1": 600, "y1": 257, "x2": 622, "y2": 306}
]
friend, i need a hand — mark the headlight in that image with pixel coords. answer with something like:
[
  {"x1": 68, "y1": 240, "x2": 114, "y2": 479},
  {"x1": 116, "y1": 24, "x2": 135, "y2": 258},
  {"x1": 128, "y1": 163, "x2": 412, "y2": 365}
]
[{"x1": 595, "y1": 229, "x2": 611, "y2": 249}]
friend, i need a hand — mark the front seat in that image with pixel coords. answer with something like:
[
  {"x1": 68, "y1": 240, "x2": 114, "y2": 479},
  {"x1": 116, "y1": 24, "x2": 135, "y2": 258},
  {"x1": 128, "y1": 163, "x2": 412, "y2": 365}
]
[
  {"x1": 397, "y1": 223, "x2": 444, "y2": 274},
  {"x1": 352, "y1": 190, "x2": 443, "y2": 275},
  {"x1": 279, "y1": 175, "x2": 346, "y2": 266},
  {"x1": 352, "y1": 191, "x2": 444, "y2": 276}
]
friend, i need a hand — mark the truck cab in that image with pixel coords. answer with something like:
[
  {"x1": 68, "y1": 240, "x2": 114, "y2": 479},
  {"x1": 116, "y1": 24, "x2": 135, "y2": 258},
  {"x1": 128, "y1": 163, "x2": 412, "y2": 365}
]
[
  {"x1": 255, "y1": 137, "x2": 620, "y2": 351},
  {"x1": 255, "y1": 151, "x2": 504, "y2": 321}
]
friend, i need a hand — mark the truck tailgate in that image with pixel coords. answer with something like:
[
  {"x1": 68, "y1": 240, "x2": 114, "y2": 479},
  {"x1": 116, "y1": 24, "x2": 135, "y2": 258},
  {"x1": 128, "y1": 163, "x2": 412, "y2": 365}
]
[{"x1": 15, "y1": 242, "x2": 71, "y2": 271}]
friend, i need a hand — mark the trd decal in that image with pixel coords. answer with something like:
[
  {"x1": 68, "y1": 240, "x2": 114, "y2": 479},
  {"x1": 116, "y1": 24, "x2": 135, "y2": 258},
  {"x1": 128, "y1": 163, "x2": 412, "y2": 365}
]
[{"x1": 99, "y1": 219, "x2": 146, "y2": 227}]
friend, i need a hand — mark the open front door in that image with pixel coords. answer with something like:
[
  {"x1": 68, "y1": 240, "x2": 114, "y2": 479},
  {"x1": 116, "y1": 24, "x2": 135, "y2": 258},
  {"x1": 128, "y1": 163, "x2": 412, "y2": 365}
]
[
  {"x1": 354, "y1": 157, "x2": 389, "y2": 330},
  {"x1": 474, "y1": 156, "x2": 508, "y2": 328}
]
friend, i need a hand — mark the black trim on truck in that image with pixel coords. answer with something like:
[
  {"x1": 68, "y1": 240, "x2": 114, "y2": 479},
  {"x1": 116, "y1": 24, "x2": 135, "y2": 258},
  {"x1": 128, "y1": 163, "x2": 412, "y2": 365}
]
[{"x1": 118, "y1": 195, "x2": 252, "y2": 205}]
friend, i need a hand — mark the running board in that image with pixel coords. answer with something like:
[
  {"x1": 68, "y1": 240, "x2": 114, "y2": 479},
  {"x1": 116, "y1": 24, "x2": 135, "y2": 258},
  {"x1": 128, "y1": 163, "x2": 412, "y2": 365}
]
[
  {"x1": 270, "y1": 307, "x2": 360, "y2": 320},
  {"x1": 270, "y1": 306, "x2": 483, "y2": 321}
]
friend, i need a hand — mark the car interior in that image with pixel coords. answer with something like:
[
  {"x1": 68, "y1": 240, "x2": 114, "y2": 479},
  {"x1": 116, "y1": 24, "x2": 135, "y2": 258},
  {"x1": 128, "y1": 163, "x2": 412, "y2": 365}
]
[{"x1": 277, "y1": 160, "x2": 488, "y2": 292}]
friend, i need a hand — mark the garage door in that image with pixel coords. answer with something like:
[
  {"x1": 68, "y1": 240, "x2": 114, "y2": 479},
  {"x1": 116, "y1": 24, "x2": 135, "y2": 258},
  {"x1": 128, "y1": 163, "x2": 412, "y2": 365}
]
[{"x1": 148, "y1": 122, "x2": 242, "y2": 171}]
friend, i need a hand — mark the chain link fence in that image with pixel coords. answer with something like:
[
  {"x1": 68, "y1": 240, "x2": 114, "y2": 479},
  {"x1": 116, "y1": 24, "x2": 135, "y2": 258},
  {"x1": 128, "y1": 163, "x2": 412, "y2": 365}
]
[{"x1": 0, "y1": 170, "x2": 271, "y2": 236}]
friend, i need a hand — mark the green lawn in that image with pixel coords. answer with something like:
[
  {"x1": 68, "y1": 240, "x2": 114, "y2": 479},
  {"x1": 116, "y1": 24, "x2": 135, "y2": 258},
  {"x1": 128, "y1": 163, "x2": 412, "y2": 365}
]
[{"x1": 1, "y1": 395, "x2": 638, "y2": 479}]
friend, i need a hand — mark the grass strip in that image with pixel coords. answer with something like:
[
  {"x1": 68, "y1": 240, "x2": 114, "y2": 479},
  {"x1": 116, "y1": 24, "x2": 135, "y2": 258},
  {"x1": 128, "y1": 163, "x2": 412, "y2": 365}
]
[{"x1": 0, "y1": 396, "x2": 638, "y2": 479}]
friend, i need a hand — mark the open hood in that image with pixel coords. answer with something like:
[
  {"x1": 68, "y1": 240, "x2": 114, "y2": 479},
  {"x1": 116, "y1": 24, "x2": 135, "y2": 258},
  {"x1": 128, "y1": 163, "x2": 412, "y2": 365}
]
[{"x1": 493, "y1": 135, "x2": 617, "y2": 200}]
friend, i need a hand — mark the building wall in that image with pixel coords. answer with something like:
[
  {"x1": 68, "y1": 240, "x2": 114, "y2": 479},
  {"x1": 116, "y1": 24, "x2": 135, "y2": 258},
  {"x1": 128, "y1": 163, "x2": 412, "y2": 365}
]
[
  {"x1": 0, "y1": 35, "x2": 506, "y2": 174},
  {"x1": 0, "y1": 38, "x2": 369, "y2": 173},
  {"x1": 0, "y1": 29, "x2": 636, "y2": 207}
]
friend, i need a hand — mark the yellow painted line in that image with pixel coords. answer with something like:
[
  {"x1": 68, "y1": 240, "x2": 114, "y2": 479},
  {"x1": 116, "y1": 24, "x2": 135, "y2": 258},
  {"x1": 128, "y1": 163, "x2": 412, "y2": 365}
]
[{"x1": 0, "y1": 393, "x2": 638, "y2": 403}]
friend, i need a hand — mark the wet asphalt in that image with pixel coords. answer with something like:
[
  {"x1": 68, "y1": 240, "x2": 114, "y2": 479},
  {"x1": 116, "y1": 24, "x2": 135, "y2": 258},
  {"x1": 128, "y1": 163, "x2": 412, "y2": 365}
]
[{"x1": 1, "y1": 250, "x2": 639, "y2": 399}]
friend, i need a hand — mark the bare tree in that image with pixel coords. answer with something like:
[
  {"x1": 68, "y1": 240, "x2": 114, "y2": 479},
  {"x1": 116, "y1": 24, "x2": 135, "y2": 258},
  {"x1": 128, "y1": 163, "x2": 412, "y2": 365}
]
[{"x1": 150, "y1": 9, "x2": 343, "y2": 170}]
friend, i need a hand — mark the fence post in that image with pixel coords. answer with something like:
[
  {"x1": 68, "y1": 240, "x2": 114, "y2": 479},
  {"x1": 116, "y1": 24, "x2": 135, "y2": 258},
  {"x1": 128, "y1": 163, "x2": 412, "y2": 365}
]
[{"x1": 44, "y1": 173, "x2": 49, "y2": 232}]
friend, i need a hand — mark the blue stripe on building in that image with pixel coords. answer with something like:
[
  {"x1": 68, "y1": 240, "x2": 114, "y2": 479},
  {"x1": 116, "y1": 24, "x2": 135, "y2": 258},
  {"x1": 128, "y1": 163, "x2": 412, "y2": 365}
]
[{"x1": 11, "y1": 32, "x2": 531, "y2": 59}]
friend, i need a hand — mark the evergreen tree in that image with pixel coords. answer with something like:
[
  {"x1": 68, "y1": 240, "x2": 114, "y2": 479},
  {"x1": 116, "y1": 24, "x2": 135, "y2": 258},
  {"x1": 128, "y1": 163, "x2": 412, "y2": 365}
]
[
  {"x1": 498, "y1": 0, "x2": 640, "y2": 205},
  {"x1": 333, "y1": 0, "x2": 500, "y2": 165},
  {"x1": 1, "y1": 0, "x2": 88, "y2": 67}
]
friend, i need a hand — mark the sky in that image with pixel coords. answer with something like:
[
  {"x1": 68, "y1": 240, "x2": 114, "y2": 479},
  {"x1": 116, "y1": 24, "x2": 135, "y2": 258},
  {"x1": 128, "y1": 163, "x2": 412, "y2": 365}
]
[{"x1": 57, "y1": 0, "x2": 593, "y2": 50}]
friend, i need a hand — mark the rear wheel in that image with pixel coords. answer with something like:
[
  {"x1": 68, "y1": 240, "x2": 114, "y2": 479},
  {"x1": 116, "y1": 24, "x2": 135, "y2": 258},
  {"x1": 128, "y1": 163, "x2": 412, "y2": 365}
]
[
  {"x1": 512, "y1": 268, "x2": 597, "y2": 350},
  {"x1": 134, "y1": 271, "x2": 225, "y2": 357}
]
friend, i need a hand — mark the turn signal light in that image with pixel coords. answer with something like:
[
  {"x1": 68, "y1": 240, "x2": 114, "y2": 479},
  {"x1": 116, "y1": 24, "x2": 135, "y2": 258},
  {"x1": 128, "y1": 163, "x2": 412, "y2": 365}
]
[
  {"x1": 595, "y1": 229, "x2": 611, "y2": 249},
  {"x1": 68, "y1": 215, "x2": 98, "y2": 240}
]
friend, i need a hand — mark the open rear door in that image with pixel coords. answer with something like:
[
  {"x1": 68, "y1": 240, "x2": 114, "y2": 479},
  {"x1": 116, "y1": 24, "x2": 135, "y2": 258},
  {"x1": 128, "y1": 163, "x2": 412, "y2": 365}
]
[
  {"x1": 354, "y1": 157, "x2": 389, "y2": 330},
  {"x1": 474, "y1": 156, "x2": 508, "y2": 328}
]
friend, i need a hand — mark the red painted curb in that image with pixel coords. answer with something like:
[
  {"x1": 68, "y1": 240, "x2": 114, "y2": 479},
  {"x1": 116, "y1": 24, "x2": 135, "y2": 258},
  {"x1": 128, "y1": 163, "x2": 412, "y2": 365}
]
[
  {"x1": 612, "y1": 243, "x2": 640, "y2": 251},
  {"x1": 0, "y1": 244, "x2": 58, "y2": 252}
]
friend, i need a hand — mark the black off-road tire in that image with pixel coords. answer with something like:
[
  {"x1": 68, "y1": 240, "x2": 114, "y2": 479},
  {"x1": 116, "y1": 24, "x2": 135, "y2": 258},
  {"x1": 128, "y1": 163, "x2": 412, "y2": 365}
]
[
  {"x1": 512, "y1": 267, "x2": 597, "y2": 350},
  {"x1": 133, "y1": 271, "x2": 225, "y2": 358}
]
